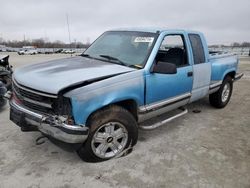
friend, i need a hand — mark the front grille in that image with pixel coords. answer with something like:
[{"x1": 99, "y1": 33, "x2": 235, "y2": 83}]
[
  {"x1": 13, "y1": 81, "x2": 57, "y2": 114},
  {"x1": 13, "y1": 82, "x2": 55, "y2": 104},
  {"x1": 22, "y1": 100, "x2": 53, "y2": 114}
]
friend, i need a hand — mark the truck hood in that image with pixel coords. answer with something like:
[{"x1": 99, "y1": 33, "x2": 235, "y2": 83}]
[{"x1": 14, "y1": 56, "x2": 135, "y2": 94}]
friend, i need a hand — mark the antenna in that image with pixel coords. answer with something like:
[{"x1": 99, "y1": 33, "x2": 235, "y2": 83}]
[{"x1": 66, "y1": 13, "x2": 72, "y2": 56}]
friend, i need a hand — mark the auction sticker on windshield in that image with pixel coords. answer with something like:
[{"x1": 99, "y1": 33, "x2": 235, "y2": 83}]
[{"x1": 134, "y1": 37, "x2": 154, "y2": 43}]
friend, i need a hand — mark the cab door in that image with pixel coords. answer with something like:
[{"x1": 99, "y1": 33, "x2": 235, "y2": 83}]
[{"x1": 145, "y1": 34, "x2": 193, "y2": 112}]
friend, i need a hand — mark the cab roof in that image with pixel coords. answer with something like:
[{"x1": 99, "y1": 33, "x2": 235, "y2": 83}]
[{"x1": 110, "y1": 27, "x2": 199, "y2": 34}]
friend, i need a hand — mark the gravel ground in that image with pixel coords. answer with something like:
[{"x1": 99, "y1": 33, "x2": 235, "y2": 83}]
[{"x1": 0, "y1": 52, "x2": 249, "y2": 188}]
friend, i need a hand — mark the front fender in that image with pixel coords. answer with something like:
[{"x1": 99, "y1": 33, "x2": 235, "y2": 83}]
[{"x1": 64, "y1": 70, "x2": 145, "y2": 125}]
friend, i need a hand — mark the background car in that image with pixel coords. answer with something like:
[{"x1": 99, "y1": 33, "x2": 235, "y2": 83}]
[
  {"x1": 18, "y1": 49, "x2": 38, "y2": 55},
  {"x1": 62, "y1": 49, "x2": 75, "y2": 54}
]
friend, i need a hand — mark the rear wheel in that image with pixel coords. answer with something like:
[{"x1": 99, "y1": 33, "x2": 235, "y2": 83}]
[
  {"x1": 77, "y1": 105, "x2": 138, "y2": 162},
  {"x1": 209, "y1": 76, "x2": 233, "y2": 108}
]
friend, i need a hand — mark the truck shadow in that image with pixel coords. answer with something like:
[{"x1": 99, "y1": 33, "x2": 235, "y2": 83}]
[
  {"x1": 0, "y1": 103, "x2": 8, "y2": 112},
  {"x1": 44, "y1": 136, "x2": 81, "y2": 152}
]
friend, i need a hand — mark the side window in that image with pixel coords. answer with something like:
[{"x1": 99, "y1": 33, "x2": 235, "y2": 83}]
[
  {"x1": 156, "y1": 35, "x2": 188, "y2": 67},
  {"x1": 188, "y1": 34, "x2": 205, "y2": 64}
]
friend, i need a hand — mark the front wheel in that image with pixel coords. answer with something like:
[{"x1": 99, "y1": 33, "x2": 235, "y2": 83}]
[
  {"x1": 209, "y1": 76, "x2": 233, "y2": 108},
  {"x1": 77, "y1": 105, "x2": 138, "y2": 162}
]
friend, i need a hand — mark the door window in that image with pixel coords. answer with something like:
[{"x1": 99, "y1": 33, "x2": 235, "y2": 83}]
[{"x1": 156, "y1": 35, "x2": 188, "y2": 67}]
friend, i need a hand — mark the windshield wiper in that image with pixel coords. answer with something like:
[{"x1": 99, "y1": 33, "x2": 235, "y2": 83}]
[
  {"x1": 99, "y1": 55, "x2": 128, "y2": 67},
  {"x1": 127, "y1": 64, "x2": 142, "y2": 69},
  {"x1": 82, "y1": 54, "x2": 141, "y2": 69},
  {"x1": 100, "y1": 55, "x2": 142, "y2": 69},
  {"x1": 80, "y1": 53, "x2": 93, "y2": 58},
  {"x1": 80, "y1": 53, "x2": 88, "y2": 56}
]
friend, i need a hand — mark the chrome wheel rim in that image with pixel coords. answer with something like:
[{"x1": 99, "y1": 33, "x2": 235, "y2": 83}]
[
  {"x1": 221, "y1": 83, "x2": 230, "y2": 103},
  {"x1": 91, "y1": 122, "x2": 128, "y2": 159}
]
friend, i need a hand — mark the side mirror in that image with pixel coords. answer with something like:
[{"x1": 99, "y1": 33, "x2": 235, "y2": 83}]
[
  {"x1": 152, "y1": 61, "x2": 177, "y2": 74},
  {"x1": 0, "y1": 55, "x2": 9, "y2": 66}
]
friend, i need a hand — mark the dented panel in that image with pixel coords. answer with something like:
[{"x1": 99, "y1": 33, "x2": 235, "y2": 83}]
[
  {"x1": 64, "y1": 70, "x2": 145, "y2": 125},
  {"x1": 13, "y1": 56, "x2": 135, "y2": 94}
]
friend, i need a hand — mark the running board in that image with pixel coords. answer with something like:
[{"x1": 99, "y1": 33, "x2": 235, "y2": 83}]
[{"x1": 139, "y1": 108, "x2": 188, "y2": 130}]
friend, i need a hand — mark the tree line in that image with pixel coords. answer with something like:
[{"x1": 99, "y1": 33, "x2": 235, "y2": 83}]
[
  {"x1": 1, "y1": 38, "x2": 249, "y2": 49},
  {"x1": 231, "y1": 42, "x2": 250, "y2": 47},
  {"x1": 0, "y1": 38, "x2": 90, "y2": 48},
  {"x1": 209, "y1": 42, "x2": 250, "y2": 48}
]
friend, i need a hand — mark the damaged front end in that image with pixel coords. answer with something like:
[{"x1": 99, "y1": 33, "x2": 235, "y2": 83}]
[
  {"x1": 0, "y1": 81, "x2": 7, "y2": 107},
  {"x1": 9, "y1": 79, "x2": 89, "y2": 144},
  {"x1": 0, "y1": 55, "x2": 13, "y2": 108}
]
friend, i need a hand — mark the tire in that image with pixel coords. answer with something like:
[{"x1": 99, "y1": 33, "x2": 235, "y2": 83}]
[
  {"x1": 209, "y1": 76, "x2": 233, "y2": 108},
  {"x1": 0, "y1": 81, "x2": 7, "y2": 108},
  {"x1": 77, "y1": 105, "x2": 138, "y2": 162},
  {"x1": 0, "y1": 97, "x2": 6, "y2": 108},
  {"x1": 0, "y1": 75, "x2": 12, "y2": 91}
]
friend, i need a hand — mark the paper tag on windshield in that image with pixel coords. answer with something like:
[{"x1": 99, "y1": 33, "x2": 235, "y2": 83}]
[{"x1": 134, "y1": 37, "x2": 154, "y2": 43}]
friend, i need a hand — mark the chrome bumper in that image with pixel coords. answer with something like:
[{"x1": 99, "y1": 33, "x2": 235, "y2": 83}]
[{"x1": 9, "y1": 99, "x2": 89, "y2": 144}]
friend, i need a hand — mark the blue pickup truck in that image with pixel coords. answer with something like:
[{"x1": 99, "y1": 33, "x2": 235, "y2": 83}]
[{"x1": 9, "y1": 28, "x2": 243, "y2": 162}]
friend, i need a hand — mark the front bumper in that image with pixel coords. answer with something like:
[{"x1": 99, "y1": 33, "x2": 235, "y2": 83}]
[{"x1": 9, "y1": 99, "x2": 89, "y2": 144}]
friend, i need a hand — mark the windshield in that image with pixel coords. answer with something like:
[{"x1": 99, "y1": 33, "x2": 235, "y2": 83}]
[{"x1": 82, "y1": 31, "x2": 157, "y2": 68}]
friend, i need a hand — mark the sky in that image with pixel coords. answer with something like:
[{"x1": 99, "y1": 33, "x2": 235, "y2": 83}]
[{"x1": 0, "y1": 0, "x2": 250, "y2": 45}]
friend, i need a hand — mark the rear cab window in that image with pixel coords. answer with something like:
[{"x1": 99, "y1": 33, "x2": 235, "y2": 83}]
[{"x1": 188, "y1": 34, "x2": 206, "y2": 64}]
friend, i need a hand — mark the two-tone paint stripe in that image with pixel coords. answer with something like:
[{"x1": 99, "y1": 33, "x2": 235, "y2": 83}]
[{"x1": 139, "y1": 92, "x2": 191, "y2": 114}]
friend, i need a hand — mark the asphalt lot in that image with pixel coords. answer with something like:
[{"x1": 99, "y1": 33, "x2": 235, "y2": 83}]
[{"x1": 0, "y1": 52, "x2": 250, "y2": 188}]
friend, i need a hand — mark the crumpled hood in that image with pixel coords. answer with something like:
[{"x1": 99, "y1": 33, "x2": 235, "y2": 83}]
[{"x1": 14, "y1": 56, "x2": 135, "y2": 94}]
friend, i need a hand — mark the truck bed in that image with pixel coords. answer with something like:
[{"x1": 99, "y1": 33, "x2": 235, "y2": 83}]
[{"x1": 209, "y1": 52, "x2": 238, "y2": 81}]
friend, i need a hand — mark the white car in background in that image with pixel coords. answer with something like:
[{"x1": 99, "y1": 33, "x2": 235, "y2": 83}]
[
  {"x1": 18, "y1": 49, "x2": 38, "y2": 55},
  {"x1": 62, "y1": 49, "x2": 75, "y2": 54}
]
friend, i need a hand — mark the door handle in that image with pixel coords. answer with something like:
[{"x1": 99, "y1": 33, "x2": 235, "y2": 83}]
[{"x1": 187, "y1": 71, "x2": 193, "y2": 77}]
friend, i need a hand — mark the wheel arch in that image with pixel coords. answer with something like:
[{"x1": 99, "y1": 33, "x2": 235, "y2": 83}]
[
  {"x1": 224, "y1": 71, "x2": 236, "y2": 80},
  {"x1": 114, "y1": 99, "x2": 138, "y2": 121},
  {"x1": 85, "y1": 99, "x2": 139, "y2": 127}
]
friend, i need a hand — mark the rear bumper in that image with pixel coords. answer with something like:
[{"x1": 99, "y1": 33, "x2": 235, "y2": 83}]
[
  {"x1": 233, "y1": 73, "x2": 244, "y2": 82},
  {"x1": 9, "y1": 99, "x2": 89, "y2": 144}
]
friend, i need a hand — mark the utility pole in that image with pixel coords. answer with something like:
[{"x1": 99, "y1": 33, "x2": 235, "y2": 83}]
[
  {"x1": 66, "y1": 14, "x2": 72, "y2": 56},
  {"x1": 23, "y1": 34, "x2": 26, "y2": 46},
  {"x1": 74, "y1": 39, "x2": 77, "y2": 48},
  {"x1": 0, "y1": 33, "x2": 3, "y2": 44}
]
